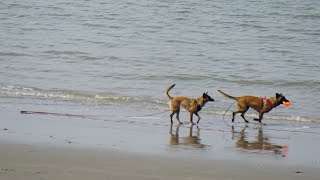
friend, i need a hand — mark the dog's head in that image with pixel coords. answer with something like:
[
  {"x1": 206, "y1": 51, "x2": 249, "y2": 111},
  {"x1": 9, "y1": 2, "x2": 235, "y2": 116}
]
[
  {"x1": 275, "y1": 93, "x2": 289, "y2": 105},
  {"x1": 203, "y1": 92, "x2": 215, "y2": 102}
]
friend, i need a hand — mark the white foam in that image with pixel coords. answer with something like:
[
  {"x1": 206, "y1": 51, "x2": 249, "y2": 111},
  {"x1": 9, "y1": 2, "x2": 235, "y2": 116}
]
[{"x1": 1, "y1": 85, "x2": 319, "y2": 123}]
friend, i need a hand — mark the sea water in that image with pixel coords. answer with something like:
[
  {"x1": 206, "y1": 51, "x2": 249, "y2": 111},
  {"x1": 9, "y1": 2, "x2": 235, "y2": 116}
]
[{"x1": 1, "y1": 0, "x2": 319, "y2": 122}]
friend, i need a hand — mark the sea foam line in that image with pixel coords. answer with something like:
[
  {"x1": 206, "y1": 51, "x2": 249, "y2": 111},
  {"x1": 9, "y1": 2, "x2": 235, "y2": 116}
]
[{"x1": 1, "y1": 85, "x2": 319, "y2": 123}]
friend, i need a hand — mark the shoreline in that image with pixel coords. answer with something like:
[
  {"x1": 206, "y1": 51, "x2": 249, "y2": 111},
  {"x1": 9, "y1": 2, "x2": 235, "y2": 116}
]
[{"x1": 1, "y1": 97, "x2": 320, "y2": 179}]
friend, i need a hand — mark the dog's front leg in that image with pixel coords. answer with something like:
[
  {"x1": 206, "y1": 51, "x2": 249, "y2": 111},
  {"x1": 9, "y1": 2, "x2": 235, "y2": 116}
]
[
  {"x1": 195, "y1": 112, "x2": 201, "y2": 124},
  {"x1": 254, "y1": 111, "x2": 265, "y2": 123},
  {"x1": 190, "y1": 112, "x2": 196, "y2": 125}
]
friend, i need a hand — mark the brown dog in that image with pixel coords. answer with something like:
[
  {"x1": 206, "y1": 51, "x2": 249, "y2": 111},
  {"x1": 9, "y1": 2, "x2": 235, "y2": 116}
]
[
  {"x1": 218, "y1": 90, "x2": 290, "y2": 123},
  {"x1": 166, "y1": 84, "x2": 214, "y2": 125}
]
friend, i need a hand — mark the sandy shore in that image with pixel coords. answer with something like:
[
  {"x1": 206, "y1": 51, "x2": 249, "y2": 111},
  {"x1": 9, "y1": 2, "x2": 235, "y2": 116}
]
[
  {"x1": 0, "y1": 141, "x2": 318, "y2": 180},
  {"x1": 1, "y1": 97, "x2": 320, "y2": 179}
]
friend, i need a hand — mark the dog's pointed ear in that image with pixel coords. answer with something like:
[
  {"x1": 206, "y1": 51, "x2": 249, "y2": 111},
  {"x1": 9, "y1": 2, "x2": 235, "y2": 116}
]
[
  {"x1": 203, "y1": 93, "x2": 207, "y2": 97},
  {"x1": 206, "y1": 92, "x2": 208, "y2": 95},
  {"x1": 276, "y1": 93, "x2": 281, "y2": 98}
]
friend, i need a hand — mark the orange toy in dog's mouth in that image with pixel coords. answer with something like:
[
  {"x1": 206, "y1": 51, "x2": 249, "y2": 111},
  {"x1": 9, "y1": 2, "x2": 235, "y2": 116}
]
[{"x1": 283, "y1": 101, "x2": 291, "y2": 107}]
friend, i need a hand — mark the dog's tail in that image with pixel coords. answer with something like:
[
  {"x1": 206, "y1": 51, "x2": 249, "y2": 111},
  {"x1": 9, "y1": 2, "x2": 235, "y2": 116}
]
[
  {"x1": 165, "y1": 84, "x2": 175, "y2": 100},
  {"x1": 218, "y1": 90, "x2": 237, "y2": 100}
]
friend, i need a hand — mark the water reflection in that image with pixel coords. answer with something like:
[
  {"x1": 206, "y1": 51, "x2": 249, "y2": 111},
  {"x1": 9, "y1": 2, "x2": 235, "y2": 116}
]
[
  {"x1": 232, "y1": 126, "x2": 288, "y2": 156},
  {"x1": 169, "y1": 125, "x2": 206, "y2": 149}
]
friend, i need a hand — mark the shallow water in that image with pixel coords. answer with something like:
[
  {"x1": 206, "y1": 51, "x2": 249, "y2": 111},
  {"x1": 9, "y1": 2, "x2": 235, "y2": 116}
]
[
  {"x1": 1, "y1": 0, "x2": 320, "y2": 122},
  {"x1": 1, "y1": 97, "x2": 320, "y2": 167}
]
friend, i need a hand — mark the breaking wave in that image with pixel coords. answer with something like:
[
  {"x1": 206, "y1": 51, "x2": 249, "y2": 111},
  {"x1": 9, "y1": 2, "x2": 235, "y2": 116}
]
[{"x1": 1, "y1": 85, "x2": 319, "y2": 123}]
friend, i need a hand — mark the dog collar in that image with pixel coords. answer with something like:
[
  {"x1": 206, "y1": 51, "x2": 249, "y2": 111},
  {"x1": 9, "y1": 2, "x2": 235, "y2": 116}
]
[{"x1": 262, "y1": 97, "x2": 274, "y2": 110}]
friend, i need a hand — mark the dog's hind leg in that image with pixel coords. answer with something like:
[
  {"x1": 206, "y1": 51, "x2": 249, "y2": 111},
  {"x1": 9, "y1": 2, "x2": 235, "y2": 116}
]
[
  {"x1": 241, "y1": 112, "x2": 249, "y2": 123},
  {"x1": 232, "y1": 111, "x2": 237, "y2": 122},
  {"x1": 170, "y1": 112, "x2": 176, "y2": 124},
  {"x1": 176, "y1": 111, "x2": 183, "y2": 124},
  {"x1": 233, "y1": 104, "x2": 249, "y2": 123},
  {"x1": 233, "y1": 109, "x2": 249, "y2": 123},
  {"x1": 232, "y1": 111, "x2": 241, "y2": 122},
  {"x1": 240, "y1": 107, "x2": 249, "y2": 123}
]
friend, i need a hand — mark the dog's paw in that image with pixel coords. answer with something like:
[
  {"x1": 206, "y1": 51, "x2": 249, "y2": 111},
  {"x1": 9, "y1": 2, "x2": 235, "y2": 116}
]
[{"x1": 253, "y1": 118, "x2": 260, "y2": 122}]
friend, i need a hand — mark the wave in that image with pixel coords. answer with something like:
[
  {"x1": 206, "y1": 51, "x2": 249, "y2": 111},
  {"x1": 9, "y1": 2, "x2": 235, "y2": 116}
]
[
  {"x1": 43, "y1": 50, "x2": 89, "y2": 56},
  {"x1": 0, "y1": 85, "x2": 167, "y2": 109},
  {"x1": 213, "y1": 77, "x2": 320, "y2": 87},
  {"x1": 0, "y1": 52, "x2": 34, "y2": 57},
  {"x1": 203, "y1": 110, "x2": 320, "y2": 123},
  {"x1": 1, "y1": 85, "x2": 319, "y2": 123},
  {"x1": 294, "y1": 14, "x2": 320, "y2": 19}
]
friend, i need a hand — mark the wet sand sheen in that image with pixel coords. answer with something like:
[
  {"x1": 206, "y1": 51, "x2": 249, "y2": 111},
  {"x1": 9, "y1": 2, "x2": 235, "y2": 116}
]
[
  {"x1": 1, "y1": 98, "x2": 320, "y2": 179},
  {"x1": 0, "y1": 142, "x2": 318, "y2": 180}
]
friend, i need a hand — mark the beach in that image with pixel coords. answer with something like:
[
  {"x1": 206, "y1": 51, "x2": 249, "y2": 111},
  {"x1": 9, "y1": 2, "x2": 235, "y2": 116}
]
[
  {"x1": 1, "y1": 0, "x2": 320, "y2": 179},
  {"x1": 1, "y1": 97, "x2": 320, "y2": 179},
  {"x1": 0, "y1": 141, "x2": 319, "y2": 180}
]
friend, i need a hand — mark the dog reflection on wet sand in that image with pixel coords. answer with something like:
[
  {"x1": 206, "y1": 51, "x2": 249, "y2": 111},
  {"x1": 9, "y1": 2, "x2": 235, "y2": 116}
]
[
  {"x1": 169, "y1": 125, "x2": 206, "y2": 149},
  {"x1": 232, "y1": 126, "x2": 288, "y2": 156}
]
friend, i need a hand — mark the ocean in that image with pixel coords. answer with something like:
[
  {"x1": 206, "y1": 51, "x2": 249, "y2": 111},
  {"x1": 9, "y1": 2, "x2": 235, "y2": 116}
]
[{"x1": 1, "y1": 0, "x2": 320, "y2": 122}]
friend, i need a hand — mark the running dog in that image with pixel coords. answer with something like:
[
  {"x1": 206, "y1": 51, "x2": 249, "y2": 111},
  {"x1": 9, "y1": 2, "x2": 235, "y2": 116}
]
[
  {"x1": 165, "y1": 84, "x2": 214, "y2": 125},
  {"x1": 218, "y1": 90, "x2": 290, "y2": 123}
]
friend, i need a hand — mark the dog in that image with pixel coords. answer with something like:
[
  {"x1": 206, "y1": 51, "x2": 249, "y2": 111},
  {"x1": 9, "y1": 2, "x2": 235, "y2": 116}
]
[
  {"x1": 165, "y1": 84, "x2": 214, "y2": 125},
  {"x1": 218, "y1": 90, "x2": 290, "y2": 123}
]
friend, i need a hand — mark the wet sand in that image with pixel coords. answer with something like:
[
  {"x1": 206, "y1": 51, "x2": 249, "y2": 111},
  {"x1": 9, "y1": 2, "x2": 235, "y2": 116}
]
[
  {"x1": 1, "y1": 97, "x2": 320, "y2": 179},
  {"x1": 0, "y1": 141, "x2": 318, "y2": 180}
]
